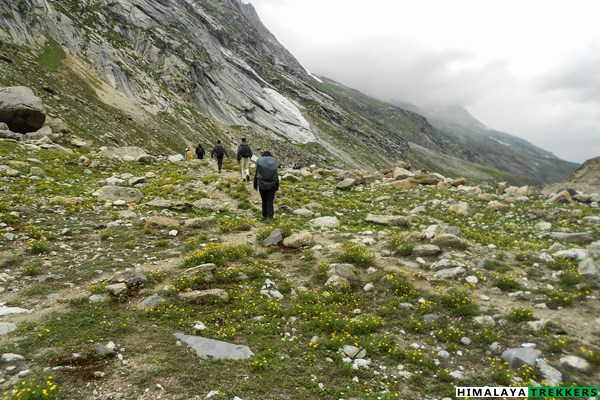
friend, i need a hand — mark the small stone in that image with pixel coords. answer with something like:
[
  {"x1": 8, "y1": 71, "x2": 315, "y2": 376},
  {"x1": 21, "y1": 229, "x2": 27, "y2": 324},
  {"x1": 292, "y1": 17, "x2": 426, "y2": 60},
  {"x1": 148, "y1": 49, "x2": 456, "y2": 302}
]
[
  {"x1": 460, "y1": 337, "x2": 472, "y2": 346},
  {"x1": 363, "y1": 283, "x2": 374, "y2": 292}
]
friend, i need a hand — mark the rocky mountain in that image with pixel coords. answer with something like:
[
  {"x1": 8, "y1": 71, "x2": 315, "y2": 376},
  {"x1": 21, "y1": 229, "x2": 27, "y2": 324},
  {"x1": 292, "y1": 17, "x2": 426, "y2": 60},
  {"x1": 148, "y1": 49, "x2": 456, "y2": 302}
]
[
  {"x1": 542, "y1": 156, "x2": 600, "y2": 196},
  {"x1": 0, "y1": 0, "x2": 579, "y2": 185},
  {"x1": 416, "y1": 105, "x2": 579, "y2": 185}
]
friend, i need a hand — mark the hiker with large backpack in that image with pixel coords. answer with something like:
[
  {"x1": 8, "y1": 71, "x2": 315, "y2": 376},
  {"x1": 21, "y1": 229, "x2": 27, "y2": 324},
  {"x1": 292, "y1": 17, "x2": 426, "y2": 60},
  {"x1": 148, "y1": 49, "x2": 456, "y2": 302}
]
[
  {"x1": 236, "y1": 137, "x2": 253, "y2": 182},
  {"x1": 210, "y1": 140, "x2": 228, "y2": 173},
  {"x1": 253, "y1": 151, "x2": 279, "y2": 221}
]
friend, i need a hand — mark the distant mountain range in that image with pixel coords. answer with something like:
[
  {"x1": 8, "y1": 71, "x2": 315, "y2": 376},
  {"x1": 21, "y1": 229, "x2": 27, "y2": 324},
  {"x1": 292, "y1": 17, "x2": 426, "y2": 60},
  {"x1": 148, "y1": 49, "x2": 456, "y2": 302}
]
[{"x1": 0, "y1": 0, "x2": 578, "y2": 184}]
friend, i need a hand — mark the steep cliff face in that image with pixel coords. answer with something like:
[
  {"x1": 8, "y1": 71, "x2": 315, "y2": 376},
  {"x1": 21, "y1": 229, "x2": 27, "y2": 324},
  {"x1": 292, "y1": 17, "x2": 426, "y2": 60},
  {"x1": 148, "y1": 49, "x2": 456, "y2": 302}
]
[{"x1": 0, "y1": 0, "x2": 321, "y2": 143}]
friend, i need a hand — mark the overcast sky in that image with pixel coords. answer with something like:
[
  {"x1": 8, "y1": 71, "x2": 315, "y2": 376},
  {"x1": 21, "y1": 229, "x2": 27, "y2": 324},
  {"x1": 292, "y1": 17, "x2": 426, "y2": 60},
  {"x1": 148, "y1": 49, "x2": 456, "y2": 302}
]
[{"x1": 248, "y1": 0, "x2": 600, "y2": 163}]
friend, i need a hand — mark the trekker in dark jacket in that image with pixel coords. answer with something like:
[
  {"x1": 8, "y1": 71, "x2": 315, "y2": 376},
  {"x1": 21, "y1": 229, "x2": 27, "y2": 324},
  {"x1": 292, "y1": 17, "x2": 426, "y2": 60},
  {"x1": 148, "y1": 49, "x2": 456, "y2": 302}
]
[
  {"x1": 195, "y1": 144, "x2": 205, "y2": 160},
  {"x1": 236, "y1": 138, "x2": 253, "y2": 182},
  {"x1": 253, "y1": 151, "x2": 279, "y2": 221},
  {"x1": 210, "y1": 140, "x2": 228, "y2": 173}
]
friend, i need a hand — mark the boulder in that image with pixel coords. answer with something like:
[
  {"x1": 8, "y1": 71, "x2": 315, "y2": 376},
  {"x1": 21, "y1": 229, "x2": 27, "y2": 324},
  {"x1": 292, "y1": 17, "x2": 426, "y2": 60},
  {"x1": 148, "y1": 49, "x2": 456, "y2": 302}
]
[
  {"x1": 0, "y1": 86, "x2": 46, "y2": 133},
  {"x1": 327, "y1": 263, "x2": 358, "y2": 284},
  {"x1": 138, "y1": 295, "x2": 167, "y2": 310},
  {"x1": 433, "y1": 267, "x2": 466, "y2": 279},
  {"x1": 410, "y1": 174, "x2": 440, "y2": 185},
  {"x1": 93, "y1": 186, "x2": 143, "y2": 203},
  {"x1": 550, "y1": 232, "x2": 594, "y2": 244},
  {"x1": 24, "y1": 125, "x2": 52, "y2": 141},
  {"x1": 179, "y1": 289, "x2": 229, "y2": 302},
  {"x1": 309, "y1": 216, "x2": 340, "y2": 228},
  {"x1": 390, "y1": 179, "x2": 412, "y2": 190},
  {"x1": 0, "y1": 322, "x2": 17, "y2": 336},
  {"x1": 174, "y1": 333, "x2": 254, "y2": 360},
  {"x1": 536, "y1": 359, "x2": 562, "y2": 386},
  {"x1": 560, "y1": 355, "x2": 592, "y2": 373},
  {"x1": 283, "y1": 231, "x2": 314, "y2": 248},
  {"x1": 263, "y1": 229, "x2": 283, "y2": 247},
  {"x1": 293, "y1": 208, "x2": 315, "y2": 217},
  {"x1": 336, "y1": 178, "x2": 356, "y2": 190},
  {"x1": 412, "y1": 244, "x2": 442, "y2": 257},
  {"x1": 144, "y1": 216, "x2": 179, "y2": 229},
  {"x1": 501, "y1": 347, "x2": 541, "y2": 369},
  {"x1": 548, "y1": 190, "x2": 573, "y2": 204},
  {"x1": 431, "y1": 234, "x2": 467, "y2": 249},
  {"x1": 392, "y1": 168, "x2": 414, "y2": 180},
  {"x1": 365, "y1": 214, "x2": 409, "y2": 227},
  {"x1": 448, "y1": 202, "x2": 471, "y2": 215},
  {"x1": 193, "y1": 198, "x2": 226, "y2": 212}
]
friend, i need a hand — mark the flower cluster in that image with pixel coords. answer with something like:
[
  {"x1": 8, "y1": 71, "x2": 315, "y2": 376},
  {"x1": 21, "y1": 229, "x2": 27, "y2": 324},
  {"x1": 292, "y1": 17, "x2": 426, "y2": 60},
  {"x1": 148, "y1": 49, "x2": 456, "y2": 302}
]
[{"x1": 3, "y1": 376, "x2": 58, "y2": 399}]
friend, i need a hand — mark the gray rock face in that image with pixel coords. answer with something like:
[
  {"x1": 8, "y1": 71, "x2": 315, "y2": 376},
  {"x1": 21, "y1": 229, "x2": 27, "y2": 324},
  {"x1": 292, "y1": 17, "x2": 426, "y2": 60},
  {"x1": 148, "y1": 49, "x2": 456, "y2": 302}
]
[
  {"x1": 0, "y1": 86, "x2": 46, "y2": 133},
  {"x1": 501, "y1": 347, "x2": 541, "y2": 369},
  {"x1": 94, "y1": 186, "x2": 144, "y2": 203},
  {"x1": 174, "y1": 333, "x2": 254, "y2": 360}
]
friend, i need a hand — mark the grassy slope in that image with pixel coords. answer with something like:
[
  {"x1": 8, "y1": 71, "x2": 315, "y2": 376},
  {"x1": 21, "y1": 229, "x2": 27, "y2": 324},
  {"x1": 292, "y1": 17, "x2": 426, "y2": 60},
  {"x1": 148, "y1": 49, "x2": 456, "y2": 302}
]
[{"x1": 0, "y1": 137, "x2": 598, "y2": 399}]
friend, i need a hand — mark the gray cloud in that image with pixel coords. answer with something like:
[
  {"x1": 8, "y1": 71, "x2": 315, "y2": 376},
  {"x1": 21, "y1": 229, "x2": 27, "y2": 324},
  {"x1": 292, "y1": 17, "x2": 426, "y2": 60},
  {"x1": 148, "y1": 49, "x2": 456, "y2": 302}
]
[
  {"x1": 301, "y1": 36, "x2": 513, "y2": 107},
  {"x1": 536, "y1": 41, "x2": 600, "y2": 103}
]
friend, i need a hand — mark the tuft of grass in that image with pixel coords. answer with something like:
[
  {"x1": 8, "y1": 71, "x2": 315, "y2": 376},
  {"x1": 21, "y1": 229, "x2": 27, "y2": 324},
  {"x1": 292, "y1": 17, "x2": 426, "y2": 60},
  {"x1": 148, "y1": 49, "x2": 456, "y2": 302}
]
[{"x1": 336, "y1": 243, "x2": 375, "y2": 268}]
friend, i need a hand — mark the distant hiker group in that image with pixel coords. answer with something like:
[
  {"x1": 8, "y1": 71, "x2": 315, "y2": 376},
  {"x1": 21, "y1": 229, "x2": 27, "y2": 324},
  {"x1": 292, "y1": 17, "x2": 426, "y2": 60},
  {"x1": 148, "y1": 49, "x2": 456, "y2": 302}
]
[{"x1": 180, "y1": 138, "x2": 279, "y2": 220}]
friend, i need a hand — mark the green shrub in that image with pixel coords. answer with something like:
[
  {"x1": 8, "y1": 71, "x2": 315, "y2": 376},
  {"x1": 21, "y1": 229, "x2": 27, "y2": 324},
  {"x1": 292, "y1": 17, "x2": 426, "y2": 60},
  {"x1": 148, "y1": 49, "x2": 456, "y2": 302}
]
[
  {"x1": 508, "y1": 306, "x2": 534, "y2": 322},
  {"x1": 494, "y1": 275, "x2": 523, "y2": 291},
  {"x1": 336, "y1": 243, "x2": 375, "y2": 267},
  {"x1": 440, "y1": 289, "x2": 478, "y2": 316}
]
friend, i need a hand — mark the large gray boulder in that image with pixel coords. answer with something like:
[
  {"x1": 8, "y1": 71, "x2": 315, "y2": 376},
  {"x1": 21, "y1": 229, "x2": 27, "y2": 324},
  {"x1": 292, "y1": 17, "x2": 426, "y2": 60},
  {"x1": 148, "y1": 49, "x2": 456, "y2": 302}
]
[
  {"x1": 501, "y1": 347, "x2": 541, "y2": 369},
  {"x1": 174, "y1": 333, "x2": 254, "y2": 361},
  {"x1": 550, "y1": 232, "x2": 594, "y2": 244},
  {"x1": 93, "y1": 186, "x2": 144, "y2": 203},
  {"x1": 0, "y1": 86, "x2": 46, "y2": 133},
  {"x1": 365, "y1": 214, "x2": 409, "y2": 227}
]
